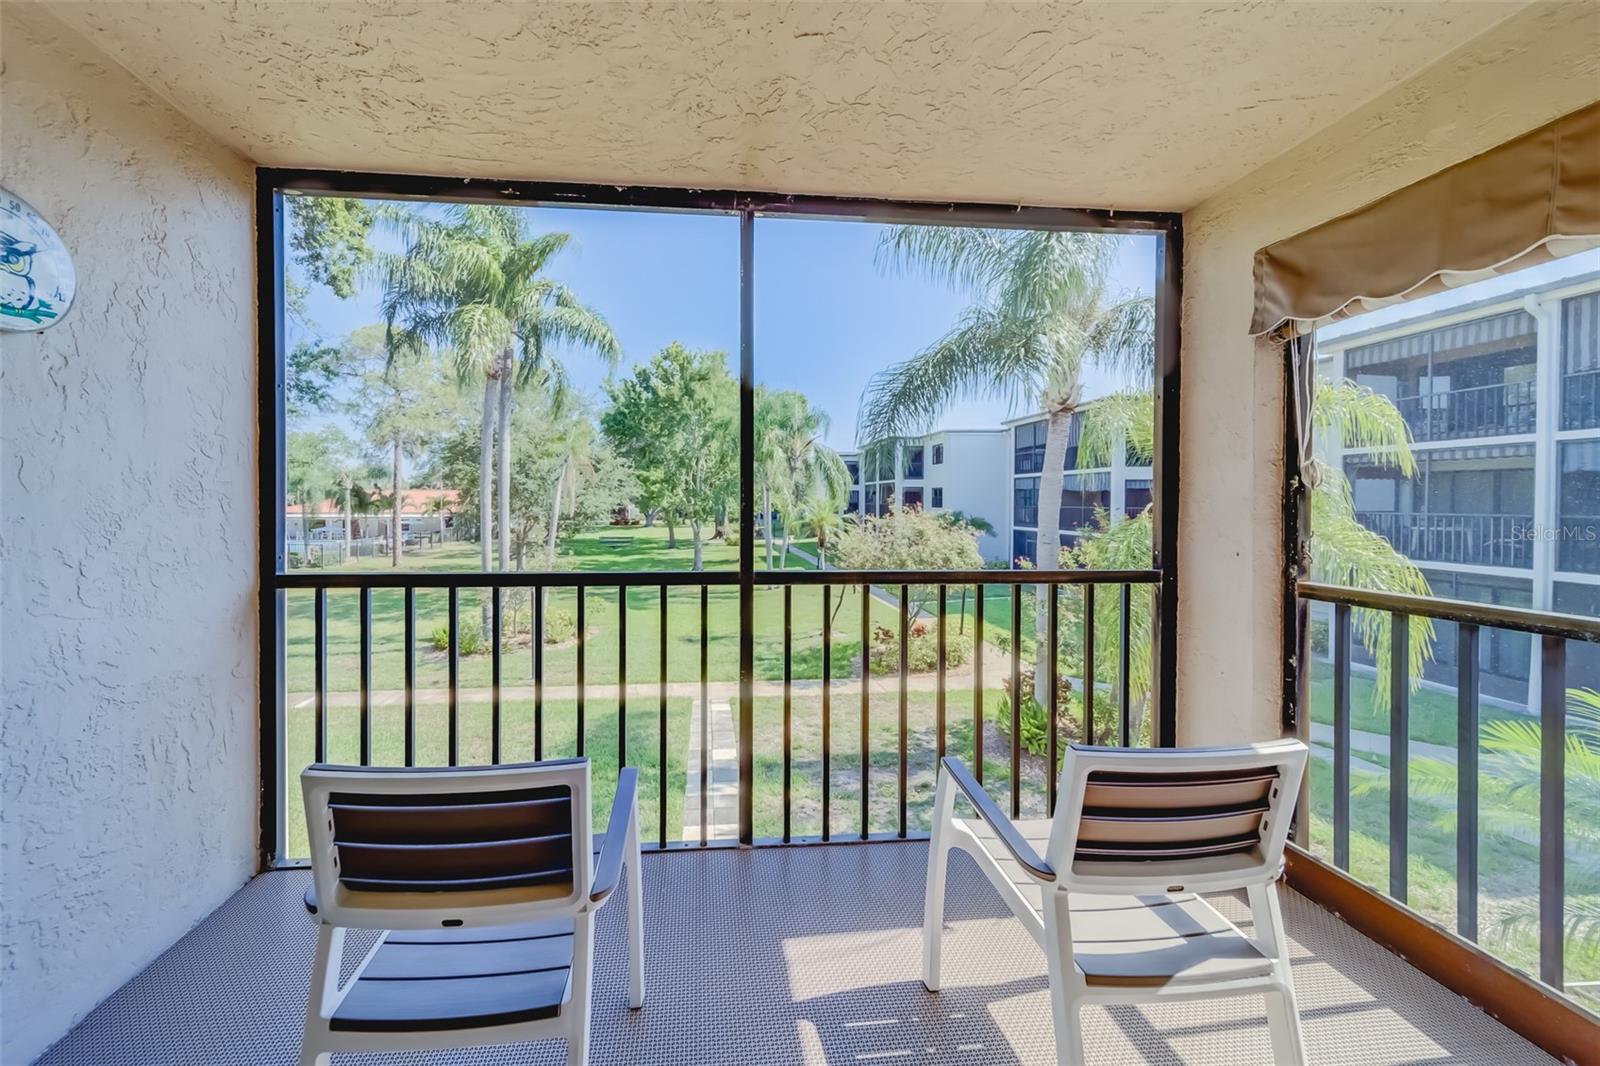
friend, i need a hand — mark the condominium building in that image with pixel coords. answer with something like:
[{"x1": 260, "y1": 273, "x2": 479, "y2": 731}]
[
  {"x1": 1006, "y1": 410, "x2": 1153, "y2": 566},
  {"x1": 839, "y1": 428, "x2": 1013, "y2": 561},
  {"x1": 840, "y1": 400, "x2": 1152, "y2": 567},
  {"x1": 1315, "y1": 263, "x2": 1600, "y2": 705}
]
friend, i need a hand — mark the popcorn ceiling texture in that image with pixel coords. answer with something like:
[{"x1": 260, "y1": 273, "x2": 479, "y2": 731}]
[
  {"x1": 44, "y1": 1, "x2": 1522, "y2": 210},
  {"x1": 0, "y1": 7, "x2": 257, "y2": 1064},
  {"x1": 1175, "y1": 0, "x2": 1600, "y2": 745}
]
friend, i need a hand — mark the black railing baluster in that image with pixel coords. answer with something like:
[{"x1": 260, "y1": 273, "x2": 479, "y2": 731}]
[
  {"x1": 490, "y1": 585, "x2": 502, "y2": 765},
  {"x1": 936, "y1": 585, "x2": 947, "y2": 764},
  {"x1": 899, "y1": 584, "x2": 909, "y2": 839},
  {"x1": 576, "y1": 587, "x2": 586, "y2": 758},
  {"x1": 1083, "y1": 584, "x2": 1095, "y2": 745},
  {"x1": 1333, "y1": 603, "x2": 1352, "y2": 871},
  {"x1": 699, "y1": 584, "x2": 709, "y2": 846},
  {"x1": 658, "y1": 585, "x2": 668, "y2": 850},
  {"x1": 1010, "y1": 584, "x2": 1022, "y2": 817},
  {"x1": 1046, "y1": 584, "x2": 1059, "y2": 813},
  {"x1": 403, "y1": 587, "x2": 415, "y2": 767},
  {"x1": 974, "y1": 587, "x2": 985, "y2": 784},
  {"x1": 861, "y1": 583, "x2": 870, "y2": 840},
  {"x1": 1119, "y1": 583, "x2": 1132, "y2": 747},
  {"x1": 1457, "y1": 622, "x2": 1480, "y2": 940},
  {"x1": 533, "y1": 588, "x2": 544, "y2": 761},
  {"x1": 1390, "y1": 612, "x2": 1410, "y2": 903},
  {"x1": 447, "y1": 587, "x2": 459, "y2": 766},
  {"x1": 822, "y1": 584, "x2": 832, "y2": 842},
  {"x1": 618, "y1": 585, "x2": 627, "y2": 769},
  {"x1": 313, "y1": 587, "x2": 327, "y2": 764},
  {"x1": 1540, "y1": 634, "x2": 1566, "y2": 990},
  {"x1": 358, "y1": 587, "x2": 371, "y2": 765},
  {"x1": 784, "y1": 586, "x2": 793, "y2": 844}
]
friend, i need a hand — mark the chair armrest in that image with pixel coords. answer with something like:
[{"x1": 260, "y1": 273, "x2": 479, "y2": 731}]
[
  {"x1": 591, "y1": 767, "x2": 639, "y2": 905},
  {"x1": 941, "y1": 756, "x2": 1055, "y2": 882}
]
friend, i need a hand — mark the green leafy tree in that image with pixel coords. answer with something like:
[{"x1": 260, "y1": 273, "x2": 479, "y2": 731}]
[
  {"x1": 287, "y1": 195, "x2": 375, "y2": 299},
  {"x1": 342, "y1": 324, "x2": 461, "y2": 566},
  {"x1": 378, "y1": 205, "x2": 619, "y2": 572},
  {"x1": 286, "y1": 427, "x2": 351, "y2": 523},
  {"x1": 833, "y1": 506, "x2": 984, "y2": 619},
  {"x1": 1056, "y1": 509, "x2": 1156, "y2": 743},
  {"x1": 602, "y1": 344, "x2": 738, "y2": 571}
]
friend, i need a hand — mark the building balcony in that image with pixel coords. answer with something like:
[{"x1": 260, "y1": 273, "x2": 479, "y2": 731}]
[
  {"x1": 1393, "y1": 380, "x2": 1537, "y2": 442},
  {"x1": 32, "y1": 843, "x2": 1558, "y2": 1066},
  {"x1": 1566, "y1": 370, "x2": 1600, "y2": 431},
  {"x1": 1355, "y1": 510, "x2": 1535, "y2": 569}
]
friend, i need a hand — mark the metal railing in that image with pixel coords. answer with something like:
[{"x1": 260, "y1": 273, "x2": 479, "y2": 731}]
[
  {"x1": 275, "y1": 566, "x2": 1159, "y2": 856},
  {"x1": 1355, "y1": 509, "x2": 1535, "y2": 569},
  {"x1": 1394, "y1": 379, "x2": 1537, "y2": 441},
  {"x1": 1564, "y1": 369, "x2": 1600, "y2": 430},
  {"x1": 1295, "y1": 581, "x2": 1600, "y2": 995}
]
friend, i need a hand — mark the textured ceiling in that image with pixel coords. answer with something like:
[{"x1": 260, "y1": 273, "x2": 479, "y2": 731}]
[{"x1": 42, "y1": 1, "x2": 1527, "y2": 210}]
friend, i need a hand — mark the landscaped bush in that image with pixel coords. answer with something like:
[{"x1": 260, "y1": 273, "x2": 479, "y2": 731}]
[
  {"x1": 866, "y1": 618, "x2": 971, "y2": 673},
  {"x1": 431, "y1": 624, "x2": 487, "y2": 656},
  {"x1": 1309, "y1": 618, "x2": 1329, "y2": 655},
  {"x1": 543, "y1": 607, "x2": 577, "y2": 645},
  {"x1": 995, "y1": 664, "x2": 1082, "y2": 756}
]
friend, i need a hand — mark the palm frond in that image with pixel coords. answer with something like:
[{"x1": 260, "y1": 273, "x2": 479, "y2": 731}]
[
  {"x1": 1314, "y1": 379, "x2": 1417, "y2": 477},
  {"x1": 856, "y1": 308, "x2": 1050, "y2": 443},
  {"x1": 1075, "y1": 390, "x2": 1154, "y2": 468}
]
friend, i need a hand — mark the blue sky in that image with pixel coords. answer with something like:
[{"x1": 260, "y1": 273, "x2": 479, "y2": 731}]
[{"x1": 289, "y1": 199, "x2": 1159, "y2": 452}]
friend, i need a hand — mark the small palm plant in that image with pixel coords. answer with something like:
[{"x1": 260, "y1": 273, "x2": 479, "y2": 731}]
[{"x1": 1410, "y1": 688, "x2": 1600, "y2": 979}]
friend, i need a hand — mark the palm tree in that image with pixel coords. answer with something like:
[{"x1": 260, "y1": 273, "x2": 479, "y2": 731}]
[
  {"x1": 859, "y1": 228, "x2": 1154, "y2": 577},
  {"x1": 753, "y1": 390, "x2": 848, "y2": 569},
  {"x1": 1409, "y1": 687, "x2": 1600, "y2": 962},
  {"x1": 379, "y1": 205, "x2": 619, "y2": 573},
  {"x1": 792, "y1": 487, "x2": 846, "y2": 568},
  {"x1": 1081, "y1": 376, "x2": 1436, "y2": 699}
]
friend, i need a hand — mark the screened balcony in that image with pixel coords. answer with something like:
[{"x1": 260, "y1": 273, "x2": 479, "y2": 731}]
[{"x1": 6, "y1": 3, "x2": 1600, "y2": 1066}]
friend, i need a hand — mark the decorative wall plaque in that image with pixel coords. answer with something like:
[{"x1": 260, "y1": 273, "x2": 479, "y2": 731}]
[{"x1": 1, "y1": 188, "x2": 75, "y2": 332}]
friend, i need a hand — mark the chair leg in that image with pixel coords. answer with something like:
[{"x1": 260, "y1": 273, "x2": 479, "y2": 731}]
[
  {"x1": 1265, "y1": 987, "x2": 1307, "y2": 1066},
  {"x1": 298, "y1": 924, "x2": 337, "y2": 1066},
  {"x1": 1249, "y1": 881, "x2": 1306, "y2": 1066},
  {"x1": 626, "y1": 805, "x2": 645, "y2": 1010},
  {"x1": 568, "y1": 909, "x2": 596, "y2": 1066},
  {"x1": 1040, "y1": 891, "x2": 1085, "y2": 1066},
  {"x1": 922, "y1": 767, "x2": 957, "y2": 992}
]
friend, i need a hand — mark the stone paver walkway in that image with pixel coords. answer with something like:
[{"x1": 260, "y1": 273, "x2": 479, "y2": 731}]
[{"x1": 684, "y1": 696, "x2": 739, "y2": 842}]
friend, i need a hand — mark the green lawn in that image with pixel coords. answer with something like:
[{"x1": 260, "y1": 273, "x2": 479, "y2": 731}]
[
  {"x1": 1306, "y1": 658, "x2": 1524, "y2": 746},
  {"x1": 282, "y1": 526, "x2": 1076, "y2": 696}
]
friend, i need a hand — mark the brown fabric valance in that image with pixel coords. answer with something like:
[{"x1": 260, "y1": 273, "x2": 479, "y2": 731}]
[{"x1": 1250, "y1": 101, "x2": 1600, "y2": 336}]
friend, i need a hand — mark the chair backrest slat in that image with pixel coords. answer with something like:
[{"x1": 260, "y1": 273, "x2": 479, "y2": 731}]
[
  {"x1": 1047, "y1": 741, "x2": 1306, "y2": 894},
  {"x1": 302, "y1": 760, "x2": 592, "y2": 930}
]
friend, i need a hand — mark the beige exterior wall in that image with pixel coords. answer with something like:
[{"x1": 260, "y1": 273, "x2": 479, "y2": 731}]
[
  {"x1": 1176, "y1": 1, "x2": 1600, "y2": 745},
  {"x1": 0, "y1": 7, "x2": 257, "y2": 1062}
]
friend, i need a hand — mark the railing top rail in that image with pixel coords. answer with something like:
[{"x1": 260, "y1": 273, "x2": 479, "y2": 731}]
[
  {"x1": 760, "y1": 567, "x2": 1160, "y2": 586},
  {"x1": 276, "y1": 570, "x2": 743, "y2": 589},
  {"x1": 1297, "y1": 580, "x2": 1600, "y2": 642},
  {"x1": 274, "y1": 567, "x2": 1161, "y2": 590}
]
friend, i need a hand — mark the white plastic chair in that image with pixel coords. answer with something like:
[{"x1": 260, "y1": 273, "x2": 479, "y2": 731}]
[
  {"x1": 298, "y1": 758, "x2": 643, "y2": 1066},
  {"x1": 924, "y1": 740, "x2": 1309, "y2": 1065}
]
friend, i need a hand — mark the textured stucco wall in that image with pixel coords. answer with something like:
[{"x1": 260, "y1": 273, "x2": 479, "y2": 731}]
[
  {"x1": 0, "y1": 7, "x2": 258, "y2": 1063},
  {"x1": 1176, "y1": 0, "x2": 1600, "y2": 745}
]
